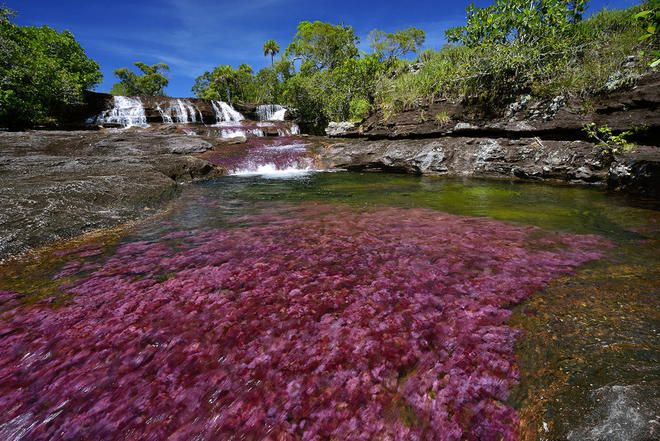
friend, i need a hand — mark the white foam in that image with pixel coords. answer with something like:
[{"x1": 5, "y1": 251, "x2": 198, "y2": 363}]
[
  {"x1": 221, "y1": 129, "x2": 247, "y2": 139},
  {"x1": 212, "y1": 101, "x2": 244, "y2": 122},
  {"x1": 231, "y1": 163, "x2": 314, "y2": 178},
  {"x1": 96, "y1": 96, "x2": 149, "y2": 128},
  {"x1": 256, "y1": 104, "x2": 287, "y2": 121}
]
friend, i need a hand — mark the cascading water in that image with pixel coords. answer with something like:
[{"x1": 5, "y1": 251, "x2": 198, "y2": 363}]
[
  {"x1": 256, "y1": 104, "x2": 287, "y2": 121},
  {"x1": 212, "y1": 101, "x2": 244, "y2": 123},
  {"x1": 172, "y1": 99, "x2": 198, "y2": 123},
  {"x1": 155, "y1": 103, "x2": 173, "y2": 124},
  {"x1": 95, "y1": 96, "x2": 148, "y2": 128},
  {"x1": 203, "y1": 136, "x2": 314, "y2": 177}
]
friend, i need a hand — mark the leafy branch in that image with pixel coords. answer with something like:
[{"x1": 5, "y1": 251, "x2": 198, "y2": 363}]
[{"x1": 583, "y1": 123, "x2": 639, "y2": 154}]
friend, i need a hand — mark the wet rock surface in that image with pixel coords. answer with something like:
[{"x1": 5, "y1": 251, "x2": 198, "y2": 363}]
[
  {"x1": 325, "y1": 121, "x2": 356, "y2": 137},
  {"x1": 322, "y1": 73, "x2": 659, "y2": 197},
  {"x1": 0, "y1": 130, "x2": 225, "y2": 260},
  {"x1": 320, "y1": 137, "x2": 612, "y2": 183}
]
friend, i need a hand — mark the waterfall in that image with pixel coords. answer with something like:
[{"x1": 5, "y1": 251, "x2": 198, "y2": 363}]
[
  {"x1": 95, "y1": 96, "x2": 148, "y2": 128},
  {"x1": 275, "y1": 124, "x2": 300, "y2": 136},
  {"x1": 155, "y1": 103, "x2": 173, "y2": 124},
  {"x1": 212, "y1": 101, "x2": 244, "y2": 123},
  {"x1": 229, "y1": 138, "x2": 313, "y2": 177},
  {"x1": 256, "y1": 104, "x2": 287, "y2": 121},
  {"x1": 172, "y1": 99, "x2": 198, "y2": 123}
]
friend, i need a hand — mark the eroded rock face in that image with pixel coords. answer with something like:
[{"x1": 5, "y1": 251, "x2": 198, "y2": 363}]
[
  {"x1": 608, "y1": 147, "x2": 660, "y2": 198},
  {"x1": 325, "y1": 122, "x2": 356, "y2": 137},
  {"x1": 333, "y1": 73, "x2": 660, "y2": 142},
  {"x1": 320, "y1": 137, "x2": 610, "y2": 183},
  {"x1": 0, "y1": 130, "x2": 225, "y2": 260},
  {"x1": 321, "y1": 73, "x2": 659, "y2": 197}
]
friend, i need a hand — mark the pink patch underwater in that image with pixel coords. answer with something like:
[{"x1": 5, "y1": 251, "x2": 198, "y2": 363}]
[{"x1": 0, "y1": 204, "x2": 609, "y2": 441}]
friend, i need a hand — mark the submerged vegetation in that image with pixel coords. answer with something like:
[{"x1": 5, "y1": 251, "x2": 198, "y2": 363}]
[{"x1": 0, "y1": 203, "x2": 609, "y2": 440}]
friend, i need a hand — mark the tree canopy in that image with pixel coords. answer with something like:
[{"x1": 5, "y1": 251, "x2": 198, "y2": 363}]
[
  {"x1": 110, "y1": 62, "x2": 169, "y2": 96},
  {"x1": 445, "y1": 0, "x2": 588, "y2": 46},
  {"x1": 192, "y1": 63, "x2": 256, "y2": 103},
  {"x1": 0, "y1": 7, "x2": 102, "y2": 128},
  {"x1": 262, "y1": 40, "x2": 280, "y2": 66},
  {"x1": 285, "y1": 21, "x2": 360, "y2": 71},
  {"x1": 368, "y1": 26, "x2": 426, "y2": 62}
]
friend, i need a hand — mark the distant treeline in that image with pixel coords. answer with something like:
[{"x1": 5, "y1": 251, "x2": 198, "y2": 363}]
[{"x1": 1, "y1": 1, "x2": 658, "y2": 129}]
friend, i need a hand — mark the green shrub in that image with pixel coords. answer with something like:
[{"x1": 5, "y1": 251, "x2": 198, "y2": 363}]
[
  {"x1": 349, "y1": 98, "x2": 371, "y2": 122},
  {"x1": 375, "y1": 5, "x2": 656, "y2": 112}
]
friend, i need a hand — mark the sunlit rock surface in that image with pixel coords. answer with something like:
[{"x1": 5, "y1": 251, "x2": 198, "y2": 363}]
[{"x1": 0, "y1": 130, "x2": 224, "y2": 260}]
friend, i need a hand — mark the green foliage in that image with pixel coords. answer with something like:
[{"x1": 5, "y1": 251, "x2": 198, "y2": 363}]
[
  {"x1": 285, "y1": 21, "x2": 359, "y2": 71},
  {"x1": 110, "y1": 62, "x2": 169, "y2": 96},
  {"x1": 368, "y1": 26, "x2": 426, "y2": 62},
  {"x1": 635, "y1": 0, "x2": 660, "y2": 66},
  {"x1": 192, "y1": 63, "x2": 258, "y2": 103},
  {"x1": 376, "y1": 4, "x2": 656, "y2": 111},
  {"x1": 583, "y1": 123, "x2": 637, "y2": 153},
  {"x1": 445, "y1": 0, "x2": 588, "y2": 46},
  {"x1": 262, "y1": 40, "x2": 280, "y2": 66},
  {"x1": 0, "y1": 7, "x2": 102, "y2": 128},
  {"x1": 285, "y1": 53, "x2": 383, "y2": 123},
  {"x1": 349, "y1": 98, "x2": 370, "y2": 122},
  {"x1": 435, "y1": 111, "x2": 450, "y2": 124}
]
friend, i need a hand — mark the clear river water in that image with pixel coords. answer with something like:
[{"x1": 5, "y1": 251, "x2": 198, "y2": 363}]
[{"x1": 0, "y1": 164, "x2": 658, "y2": 440}]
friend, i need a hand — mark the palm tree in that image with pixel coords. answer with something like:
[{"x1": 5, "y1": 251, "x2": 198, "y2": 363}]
[{"x1": 262, "y1": 40, "x2": 280, "y2": 67}]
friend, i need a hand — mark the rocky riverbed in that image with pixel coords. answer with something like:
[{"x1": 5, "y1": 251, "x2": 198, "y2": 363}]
[{"x1": 0, "y1": 129, "x2": 225, "y2": 260}]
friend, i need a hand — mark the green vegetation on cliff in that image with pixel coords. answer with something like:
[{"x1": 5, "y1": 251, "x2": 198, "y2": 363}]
[
  {"x1": 193, "y1": 0, "x2": 658, "y2": 128},
  {"x1": 376, "y1": 1, "x2": 658, "y2": 114},
  {"x1": 0, "y1": 7, "x2": 102, "y2": 128}
]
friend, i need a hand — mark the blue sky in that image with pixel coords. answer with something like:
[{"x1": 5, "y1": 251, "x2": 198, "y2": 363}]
[{"x1": 10, "y1": 0, "x2": 641, "y2": 97}]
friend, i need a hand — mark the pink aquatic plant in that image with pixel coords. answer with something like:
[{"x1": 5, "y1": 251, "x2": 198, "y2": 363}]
[
  {"x1": 206, "y1": 136, "x2": 310, "y2": 172},
  {"x1": 0, "y1": 204, "x2": 608, "y2": 441}
]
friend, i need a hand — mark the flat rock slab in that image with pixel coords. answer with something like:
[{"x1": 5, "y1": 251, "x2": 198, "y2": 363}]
[{"x1": 0, "y1": 130, "x2": 225, "y2": 260}]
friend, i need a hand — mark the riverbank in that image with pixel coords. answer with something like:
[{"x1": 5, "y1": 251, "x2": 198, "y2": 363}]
[
  {"x1": 0, "y1": 129, "x2": 225, "y2": 260},
  {"x1": 320, "y1": 72, "x2": 660, "y2": 197}
]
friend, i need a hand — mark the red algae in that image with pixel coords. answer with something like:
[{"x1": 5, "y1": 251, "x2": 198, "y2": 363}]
[
  {"x1": 205, "y1": 136, "x2": 310, "y2": 172},
  {"x1": 0, "y1": 204, "x2": 609, "y2": 441}
]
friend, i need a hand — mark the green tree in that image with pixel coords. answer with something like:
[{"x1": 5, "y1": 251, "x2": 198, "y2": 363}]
[
  {"x1": 262, "y1": 40, "x2": 280, "y2": 66},
  {"x1": 285, "y1": 21, "x2": 360, "y2": 72},
  {"x1": 368, "y1": 26, "x2": 426, "y2": 63},
  {"x1": 0, "y1": 7, "x2": 102, "y2": 128},
  {"x1": 110, "y1": 62, "x2": 169, "y2": 96},
  {"x1": 281, "y1": 53, "x2": 383, "y2": 124},
  {"x1": 445, "y1": 0, "x2": 588, "y2": 47},
  {"x1": 439, "y1": 0, "x2": 590, "y2": 101},
  {"x1": 192, "y1": 64, "x2": 256, "y2": 103}
]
